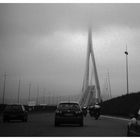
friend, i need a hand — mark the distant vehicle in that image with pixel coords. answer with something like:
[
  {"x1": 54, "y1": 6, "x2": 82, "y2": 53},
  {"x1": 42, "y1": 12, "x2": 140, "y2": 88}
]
[
  {"x1": 55, "y1": 102, "x2": 83, "y2": 126},
  {"x1": 127, "y1": 109, "x2": 140, "y2": 136},
  {"x1": 89, "y1": 106, "x2": 95, "y2": 117},
  {"x1": 82, "y1": 106, "x2": 87, "y2": 117},
  {"x1": 3, "y1": 104, "x2": 28, "y2": 122},
  {"x1": 89, "y1": 104, "x2": 101, "y2": 119}
]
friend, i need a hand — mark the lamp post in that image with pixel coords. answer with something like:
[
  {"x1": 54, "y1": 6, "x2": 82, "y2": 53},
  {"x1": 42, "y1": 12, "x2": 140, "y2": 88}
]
[
  {"x1": 17, "y1": 79, "x2": 20, "y2": 104},
  {"x1": 2, "y1": 72, "x2": 7, "y2": 104},
  {"x1": 28, "y1": 83, "x2": 31, "y2": 103},
  {"x1": 124, "y1": 45, "x2": 129, "y2": 94},
  {"x1": 36, "y1": 86, "x2": 39, "y2": 105},
  {"x1": 107, "y1": 71, "x2": 112, "y2": 99}
]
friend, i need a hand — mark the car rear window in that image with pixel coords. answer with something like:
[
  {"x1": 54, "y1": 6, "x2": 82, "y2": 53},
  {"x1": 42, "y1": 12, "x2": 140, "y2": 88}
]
[
  {"x1": 58, "y1": 103, "x2": 80, "y2": 110},
  {"x1": 5, "y1": 105, "x2": 22, "y2": 111}
]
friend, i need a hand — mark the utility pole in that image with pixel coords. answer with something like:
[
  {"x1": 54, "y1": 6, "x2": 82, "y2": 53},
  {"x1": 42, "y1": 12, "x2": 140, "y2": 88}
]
[
  {"x1": 2, "y1": 72, "x2": 7, "y2": 104},
  {"x1": 107, "y1": 71, "x2": 112, "y2": 99},
  {"x1": 48, "y1": 91, "x2": 51, "y2": 105},
  {"x1": 17, "y1": 79, "x2": 20, "y2": 104},
  {"x1": 36, "y1": 86, "x2": 39, "y2": 105},
  {"x1": 48, "y1": 91, "x2": 50, "y2": 105},
  {"x1": 52, "y1": 93, "x2": 54, "y2": 105},
  {"x1": 124, "y1": 45, "x2": 129, "y2": 94},
  {"x1": 28, "y1": 83, "x2": 31, "y2": 103},
  {"x1": 43, "y1": 88, "x2": 46, "y2": 104},
  {"x1": 104, "y1": 75, "x2": 109, "y2": 100}
]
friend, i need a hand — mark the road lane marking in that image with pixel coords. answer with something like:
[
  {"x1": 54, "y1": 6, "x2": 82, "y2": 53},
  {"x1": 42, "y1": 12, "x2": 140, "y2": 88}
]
[{"x1": 101, "y1": 115, "x2": 129, "y2": 121}]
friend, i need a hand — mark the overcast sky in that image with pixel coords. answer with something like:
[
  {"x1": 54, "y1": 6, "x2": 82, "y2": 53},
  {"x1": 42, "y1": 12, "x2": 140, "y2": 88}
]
[{"x1": 0, "y1": 3, "x2": 140, "y2": 103}]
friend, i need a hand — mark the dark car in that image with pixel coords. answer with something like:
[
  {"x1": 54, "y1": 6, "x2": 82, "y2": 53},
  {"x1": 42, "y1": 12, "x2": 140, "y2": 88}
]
[
  {"x1": 127, "y1": 110, "x2": 140, "y2": 136},
  {"x1": 55, "y1": 102, "x2": 83, "y2": 126},
  {"x1": 88, "y1": 106, "x2": 94, "y2": 117},
  {"x1": 3, "y1": 104, "x2": 28, "y2": 122},
  {"x1": 82, "y1": 106, "x2": 87, "y2": 117},
  {"x1": 127, "y1": 123, "x2": 140, "y2": 136}
]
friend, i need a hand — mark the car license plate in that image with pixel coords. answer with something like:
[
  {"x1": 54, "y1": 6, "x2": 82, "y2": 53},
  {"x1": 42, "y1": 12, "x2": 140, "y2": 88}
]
[
  {"x1": 65, "y1": 113, "x2": 73, "y2": 116},
  {"x1": 11, "y1": 114, "x2": 16, "y2": 117}
]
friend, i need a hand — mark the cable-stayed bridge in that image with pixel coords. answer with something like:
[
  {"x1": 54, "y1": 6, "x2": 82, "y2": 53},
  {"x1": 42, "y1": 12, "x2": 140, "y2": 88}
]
[
  {"x1": 0, "y1": 28, "x2": 102, "y2": 107},
  {"x1": 79, "y1": 28, "x2": 102, "y2": 107}
]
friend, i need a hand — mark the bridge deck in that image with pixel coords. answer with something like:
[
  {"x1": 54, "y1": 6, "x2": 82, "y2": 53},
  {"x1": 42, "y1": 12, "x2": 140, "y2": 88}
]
[{"x1": 0, "y1": 112, "x2": 128, "y2": 136}]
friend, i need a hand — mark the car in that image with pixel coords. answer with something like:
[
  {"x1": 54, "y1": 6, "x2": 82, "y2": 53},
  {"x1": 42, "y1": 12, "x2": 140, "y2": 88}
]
[
  {"x1": 3, "y1": 104, "x2": 28, "y2": 122},
  {"x1": 55, "y1": 102, "x2": 83, "y2": 127},
  {"x1": 127, "y1": 110, "x2": 140, "y2": 136},
  {"x1": 82, "y1": 106, "x2": 87, "y2": 117},
  {"x1": 88, "y1": 106, "x2": 94, "y2": 117}
]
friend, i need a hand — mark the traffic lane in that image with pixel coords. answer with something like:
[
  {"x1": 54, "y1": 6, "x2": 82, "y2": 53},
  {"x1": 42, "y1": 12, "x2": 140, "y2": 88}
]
[
  {"x1": 0, "y1": 112, "x2": 53, "y2": 136},
  {"x1": 98, "y1": 116, "x2": 128, "y2": 136},
  {"x1": 0, "y1": 112, "x2": 128, "y2": 136},
  {"x1": 52, "y1": 115, "x2": 128, "y2": 137}
]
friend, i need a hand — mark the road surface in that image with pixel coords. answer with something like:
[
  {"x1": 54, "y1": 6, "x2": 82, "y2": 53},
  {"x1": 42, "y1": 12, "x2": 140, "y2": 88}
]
[{"x1": 0, "y1": 112, "x2": 128, "y2": 137}]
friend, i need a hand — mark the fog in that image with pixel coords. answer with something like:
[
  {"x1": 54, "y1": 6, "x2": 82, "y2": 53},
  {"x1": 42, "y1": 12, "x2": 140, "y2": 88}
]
[{"x1": 0, "y1": 4, "x2": 140, "y2": 104}]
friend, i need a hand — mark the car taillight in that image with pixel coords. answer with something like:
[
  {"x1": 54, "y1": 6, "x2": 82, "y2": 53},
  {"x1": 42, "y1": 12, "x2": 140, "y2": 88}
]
[
  {"x1": 75, "y1": 111, "x2": 82, "y2": 114},
  {"x1": 56, "y1": 110, "x2": 62, "y2": 114}
]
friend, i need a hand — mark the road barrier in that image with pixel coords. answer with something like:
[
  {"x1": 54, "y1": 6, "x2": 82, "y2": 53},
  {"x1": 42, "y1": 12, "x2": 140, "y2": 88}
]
[{"x1": 0, "y1": 104, "x2": 57, "y2": 113}]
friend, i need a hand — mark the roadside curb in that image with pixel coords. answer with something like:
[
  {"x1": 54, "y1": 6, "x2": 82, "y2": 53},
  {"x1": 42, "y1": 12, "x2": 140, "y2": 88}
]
[{"x1": 101, "y1": 115, "x2": 129, "y2": 121}]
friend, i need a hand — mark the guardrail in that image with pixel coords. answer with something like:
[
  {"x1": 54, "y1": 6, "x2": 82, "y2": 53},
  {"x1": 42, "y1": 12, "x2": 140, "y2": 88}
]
[{"x1": 0, "y1": 104, "x2": 57, "y2": 113}]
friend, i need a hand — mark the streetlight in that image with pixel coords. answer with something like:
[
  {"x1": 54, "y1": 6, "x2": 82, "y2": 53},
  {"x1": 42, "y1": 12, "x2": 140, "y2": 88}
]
[
  {"x1": 124, "y1": 45, "x2": 129, "y2": 94},
  {"x1": 28, "y1": 83, "x2": 31, "y2": 103},
  {"x1": 17, "y1": 79, "x2": 20, "y2": 104},
  {"x1": 2, "y1": 72, "x2": 7, "y2": 104},
  {"x1": 36, "y1": 86, "x2": 39, "y2": 105},
  {"x1": 107, "y1": 71, "x2": 112, "y2": 99}
]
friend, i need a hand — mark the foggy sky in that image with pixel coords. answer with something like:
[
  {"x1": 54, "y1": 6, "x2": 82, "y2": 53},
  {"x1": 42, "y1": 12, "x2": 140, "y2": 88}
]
[{"x1": 0, "y1": 3, "x2": 140, "y2": 103}]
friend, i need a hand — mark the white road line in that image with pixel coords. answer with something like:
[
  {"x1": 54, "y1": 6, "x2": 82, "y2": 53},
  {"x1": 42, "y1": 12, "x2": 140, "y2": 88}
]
[{"x1": 101, "y1": 115, "x2": 129, "y2": 121}]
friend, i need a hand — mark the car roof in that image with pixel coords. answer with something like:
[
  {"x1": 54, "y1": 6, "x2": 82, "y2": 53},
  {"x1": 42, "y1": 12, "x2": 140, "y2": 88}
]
[
  {"x1": 5, "y1": 104, "x2": 24, "y2": 108},
  {"x1": 58, "y1": 101, "x2": 79, "y2": 105},
  {"x1": 6, "y1": 104, "x2": 23, "y2": 106}
]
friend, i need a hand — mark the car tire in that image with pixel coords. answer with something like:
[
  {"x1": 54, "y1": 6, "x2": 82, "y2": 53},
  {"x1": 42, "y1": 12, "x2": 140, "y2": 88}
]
[
  {"x1": 80, "y1": 121, "x2": 83, "y2": 127},
  {"x1": 3, "y1": 118, "x2": 7, "y2": 123},
  {"x1": 55, "y1": 121, "x2": 59, "y2": 127},
  {"x1": 127, "y1": 130, "x2": 130, "y2": 136},
  {"x1": 95, "y1": 117, "x2": 99, "y2": 120},
  {"x1": 127, "y1": 126, "x2": 130, "y2": 136},
  {"x1": 22, "y1": 117, "x2": 27, "y2": 122},
  {"x1": 25, "y1": 118, "x2": 28, "y2": 122}
]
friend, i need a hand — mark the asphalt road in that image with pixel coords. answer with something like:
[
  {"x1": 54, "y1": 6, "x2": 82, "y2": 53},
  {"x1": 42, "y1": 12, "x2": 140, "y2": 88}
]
[{"x1": 0, "y1": 112, "x2": 128, "y2": 137}]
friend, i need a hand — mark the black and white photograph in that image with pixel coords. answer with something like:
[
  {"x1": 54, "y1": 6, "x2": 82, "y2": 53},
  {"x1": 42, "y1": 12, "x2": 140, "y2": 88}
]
[{"x1": 0, "y1": 2, "x2": 140, "y2": 137}]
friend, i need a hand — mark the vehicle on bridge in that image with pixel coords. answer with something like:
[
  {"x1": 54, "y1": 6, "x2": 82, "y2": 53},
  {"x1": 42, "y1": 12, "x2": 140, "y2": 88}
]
[
  {"x1": 55, "y1": 102, "x2": 83, "y2": 127},
  {"x1": 89, "y1": 103, "x2": 101, "y2": 120},
  {"x1": 3, "y1": 104, "x2": 28, "y2": 122},
  {"x1": 82, "y1": 106, "x2": 87, "y2": 117},
  {"x1": 127, "y1": 109, "x2": 140, "y2": 136},
  {"x1": 89, "y1": 106, "x2": 94, "y2": 117}
]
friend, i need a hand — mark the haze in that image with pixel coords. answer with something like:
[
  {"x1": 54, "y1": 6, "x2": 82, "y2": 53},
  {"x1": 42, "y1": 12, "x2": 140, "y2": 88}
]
[{"x1": 0, "y1": 3, "x2": 140, "y2": 103}]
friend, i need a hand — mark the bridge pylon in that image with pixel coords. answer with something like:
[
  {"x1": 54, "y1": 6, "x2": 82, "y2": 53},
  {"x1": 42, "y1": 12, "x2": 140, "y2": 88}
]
[{"x1": 79, "y1": 27, "x2": 102, "y2": 107}]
